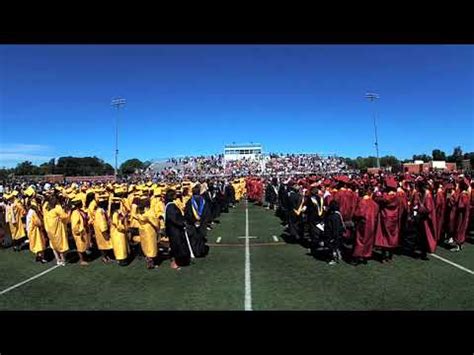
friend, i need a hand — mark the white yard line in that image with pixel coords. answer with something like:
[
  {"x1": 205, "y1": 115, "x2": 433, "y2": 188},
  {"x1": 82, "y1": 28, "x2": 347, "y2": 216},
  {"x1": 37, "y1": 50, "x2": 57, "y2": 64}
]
[
  {"x1": 430, "y1": 253, "x2": 474, "y2": 276},
  {"x1": 245, "y1": 200, "x2": 252, "y2": 311},
  {"x1": 0, "y1": 265, "x2": 60, "y2": 295}
]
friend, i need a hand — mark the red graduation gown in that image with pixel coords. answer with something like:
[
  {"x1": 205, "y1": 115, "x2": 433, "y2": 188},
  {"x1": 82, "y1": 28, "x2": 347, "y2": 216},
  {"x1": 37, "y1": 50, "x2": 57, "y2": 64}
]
[
  {"x1": 447, "y1": 191, "x2": 459, "y2": 238},
  {"x1": 335, "y1": 188, "x2": 357, "y2": 238},
  {"x1": 396, "y1": 188, "x2": 408, "y2": 234},
  {"x1": 374, "y1": 192, "x2": 401, "y2": 249},
  {"x1": 335, "y1": 189, "x2": 351, "y2": 221},
  {"x1": 453, "y1": 191, "x2": 471, "y2": 245},
  {"x1": 419, "y1": 190, "x2": 437, "y2": 253},
  {"x1": 435, "y1": 188, "x2": 446, "y2": 241},
  {"x1": 353, "y1": 196, "x2": 379, "y2": 258}
]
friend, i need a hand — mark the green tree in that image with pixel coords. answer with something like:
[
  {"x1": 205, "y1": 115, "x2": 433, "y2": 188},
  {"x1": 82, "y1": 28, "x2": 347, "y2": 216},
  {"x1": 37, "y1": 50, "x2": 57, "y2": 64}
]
[
  {"x1": 55, "y1": 156, "x2": 114, "y2": 176},
  {"x1": 15, "y1": 161, "x2": 40, "y2": 175},
  {"x1": 120, "y1": 159, "x2": 144, "y2": 175},
  {"x1": 412, "y1": 154, "x2": 432, "y2": 162},
  {"x1": 0, "y1": 168, "x2": 14, "y2": 180},
  {"x1": 39, "y1": 158, "x2": 56, "y2": 175},
  {"x1": 432, "y1": 149, "x2": 446, "y2": 161},
  {"x1": 380, "y1": 155, "x2": 400, "y2": 168},
  {"x1": 463, "y1": 152, "x2": 474, "y2": 170},
  {"x1": 447, "y1": 146, "x2": 464, "y2": 167}
]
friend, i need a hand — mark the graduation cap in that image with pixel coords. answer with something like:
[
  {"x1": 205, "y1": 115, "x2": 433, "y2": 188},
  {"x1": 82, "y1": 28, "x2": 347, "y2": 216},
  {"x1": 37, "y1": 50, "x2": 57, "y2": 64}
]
[
  {"x1": 24, "y1": 186, "x2": 36, "y2": 197},
  {"x1": 97, "y1": 193, "x2": 109, "y2": 201},
  {"x1": 385, "y1": 176, "x2": 398, "y2": 189}
]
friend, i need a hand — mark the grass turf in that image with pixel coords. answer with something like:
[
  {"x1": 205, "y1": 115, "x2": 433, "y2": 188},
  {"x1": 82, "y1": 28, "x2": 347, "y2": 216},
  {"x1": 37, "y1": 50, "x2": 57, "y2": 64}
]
[{"x1": 1, "y1": 201, "x2": 474, "y2": 310}]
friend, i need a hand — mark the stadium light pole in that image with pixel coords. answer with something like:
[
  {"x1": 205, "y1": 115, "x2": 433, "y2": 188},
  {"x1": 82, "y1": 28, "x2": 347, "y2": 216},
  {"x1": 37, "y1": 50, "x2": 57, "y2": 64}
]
[
  {"x1": 365, "y1": 92, "x2": 381, "y2": 169},
  {"x1": 111, "y1": 97, "x2": 126, "y2": 179}
]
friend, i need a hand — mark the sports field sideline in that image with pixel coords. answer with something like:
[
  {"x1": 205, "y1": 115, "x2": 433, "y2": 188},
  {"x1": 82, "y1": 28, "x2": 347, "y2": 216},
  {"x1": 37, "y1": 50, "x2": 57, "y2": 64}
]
[{"x1": 1, "y1": 200, "x2": 474, "y2": 310}]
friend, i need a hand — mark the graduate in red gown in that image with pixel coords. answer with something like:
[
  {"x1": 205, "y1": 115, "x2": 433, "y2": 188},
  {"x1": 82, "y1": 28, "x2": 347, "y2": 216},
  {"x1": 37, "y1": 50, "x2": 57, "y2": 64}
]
[
  {"x1": 470, "y1": 180, "x2": 474, "y2": 233},
  {"x1": 333, "y1": 177, "x2": 355, "y2": 239},
  {"x1": 434, "y1": 181, "x2": 446, "y2": 241},
  {"x1": 374, "y1": 176, "x2": 403, "y2": 262},
  {"x1": 446, "y1": 183, "x2": 459, "y2": 244},
  {"x1": 415, "y1": 178, "x2": 437, "y2": 259},
  {"x1": 396, "y1": 182, "x2": 409, "y2": 244},
  {"x1": 255, "y1": 178, "x2": 264, "y2": 205},
  {"x1": 323, "y1": 180, "x2": 336, "y2": 208},
  {"x1": 352, "y1": 186, "x2": 379, "y2": 265},
  {"x1": 450, "y1": 178, "x2": 471, "y2": 252}
]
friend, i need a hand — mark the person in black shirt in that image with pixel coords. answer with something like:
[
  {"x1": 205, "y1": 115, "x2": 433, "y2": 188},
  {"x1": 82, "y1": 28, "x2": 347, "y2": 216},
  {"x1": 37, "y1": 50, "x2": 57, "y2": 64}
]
[
  {"x1": 287, "y1": 183, "x2": 305, "y2": 241},
  {"x1": 324, "y1": 200, "x2": 346, "y2": 265},
  {"x1": 184, "y1": 185, "x2": 210, "y2": 258},
  {"x1": 306, "y1": 185, "x2": 325, "y2": 250},
  {"x1": 165, "y1": 189, "x2": 191, "y2": 269},
  {"x1": 265, "y1": 177, "x2": 279, "y2": 211}
]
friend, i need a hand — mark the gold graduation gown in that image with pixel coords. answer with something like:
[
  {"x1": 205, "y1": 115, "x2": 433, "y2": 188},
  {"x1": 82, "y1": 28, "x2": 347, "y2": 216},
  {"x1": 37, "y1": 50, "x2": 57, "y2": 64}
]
[
  {"x1": 75, "y1": 192, "x2": 87, "y2": 208},
  {"x1": 93, "y1": 208, "x2": 113, "y2": 250},
  {"x1": 87, "y1": 199, "x2": 97, "y2": 226},
  {"x1": 7, "y1": 200, "x2": 26, "y2": 240},
  {"x1": 111, "y1": 211, "x2": 129, "y2": 261},
  {"x1": 27, "y1": 209, "x2": 46, "y2": 254},
  {"x1": 45, "y1": 205, "x2": 70, "y2": 253},
  {"x1": 71, "y1": 209, "x2": 91, "y2": 253},
  {"x1": 136, "y1": 208, "x2": 159, "y2": 258},
  {"x1": 150, "y1": 196, "x2": 165, "y2": 230}
]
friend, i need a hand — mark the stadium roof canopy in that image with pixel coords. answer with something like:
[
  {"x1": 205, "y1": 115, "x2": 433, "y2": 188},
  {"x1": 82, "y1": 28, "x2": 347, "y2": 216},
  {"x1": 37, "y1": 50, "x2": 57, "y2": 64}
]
[{"x1": 224, "y1": 143, "x2": 262, "y2": 148}]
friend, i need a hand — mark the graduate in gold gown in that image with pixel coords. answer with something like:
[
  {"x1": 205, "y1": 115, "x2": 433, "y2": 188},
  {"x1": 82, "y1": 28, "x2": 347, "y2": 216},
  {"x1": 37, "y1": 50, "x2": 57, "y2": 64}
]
[
  {"x1": 70, "y1": 198, "x2": 91, "y2": 266},
  {"x1": 5, "y1": 192, "x2": 27, "y2": 252},
  {"x1": 26, "y1": 198, "x2": 48, "y2": 263},
  {"x1": 110, "y1": 197, "x2": 129, "y2": 266},
  {"x1": 128, "y1": 195, "x2": 141, "y2": 252},
  {"x1": 133, "y1": 196, "x2": 160, "y2": 269},
  {"x1": 44, "y1": 195, "x2": 70, "y2": 266},
  {"x1": 93, "y1": 196, "x2": 114, "y2": 264}
]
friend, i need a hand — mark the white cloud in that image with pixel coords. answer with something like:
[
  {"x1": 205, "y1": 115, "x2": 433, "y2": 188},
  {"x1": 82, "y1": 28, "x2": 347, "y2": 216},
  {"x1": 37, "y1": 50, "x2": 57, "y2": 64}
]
[{"x1": 0, "y1": 144, "x2": 54, "y2": 167}]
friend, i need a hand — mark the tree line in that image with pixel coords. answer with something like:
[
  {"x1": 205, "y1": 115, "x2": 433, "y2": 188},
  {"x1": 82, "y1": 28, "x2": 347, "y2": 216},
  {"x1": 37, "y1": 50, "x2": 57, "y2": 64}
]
[
  {"x1": 343, "y1": 146, "x2": 473, "y2": 171},
  {"x1": 1, "y1": 156, "x2": 115, "y2": 180}
]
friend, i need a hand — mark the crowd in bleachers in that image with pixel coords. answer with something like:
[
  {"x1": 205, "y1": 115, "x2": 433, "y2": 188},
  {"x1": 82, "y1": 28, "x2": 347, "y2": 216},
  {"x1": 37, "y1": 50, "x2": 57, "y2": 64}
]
[{"x1": 146, "y1": 153, "x2": 350, "y2": 179}]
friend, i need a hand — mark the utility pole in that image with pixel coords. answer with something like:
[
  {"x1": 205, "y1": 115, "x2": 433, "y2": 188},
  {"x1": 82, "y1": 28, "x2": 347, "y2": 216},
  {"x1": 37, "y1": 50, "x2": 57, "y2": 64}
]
[
  {"x1": 111, "y1": 97, "x2": 126, "y2": 179},
  {"x1": 365, "y1": 92, "x2": 380, "y2": 169}
]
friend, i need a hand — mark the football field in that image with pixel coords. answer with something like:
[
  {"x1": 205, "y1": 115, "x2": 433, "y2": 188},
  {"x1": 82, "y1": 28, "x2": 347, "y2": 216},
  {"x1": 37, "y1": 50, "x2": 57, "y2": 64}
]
[{"x1": 1, "y1": 200, "x2": 474, "y2": 310}]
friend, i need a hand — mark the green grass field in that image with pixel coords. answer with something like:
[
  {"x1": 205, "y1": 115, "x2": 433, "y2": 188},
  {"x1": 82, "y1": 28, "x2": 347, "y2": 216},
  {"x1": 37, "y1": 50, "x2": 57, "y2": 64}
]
[{"x1": 1, "y1": 201, "x2": 474, "y2": 310}]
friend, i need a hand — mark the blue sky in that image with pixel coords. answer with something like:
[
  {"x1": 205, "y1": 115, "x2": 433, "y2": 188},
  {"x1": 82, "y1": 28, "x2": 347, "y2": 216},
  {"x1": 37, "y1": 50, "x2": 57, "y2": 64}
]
[{"x1": 0, "y1": 45, "x2": 472, "y2": 168}]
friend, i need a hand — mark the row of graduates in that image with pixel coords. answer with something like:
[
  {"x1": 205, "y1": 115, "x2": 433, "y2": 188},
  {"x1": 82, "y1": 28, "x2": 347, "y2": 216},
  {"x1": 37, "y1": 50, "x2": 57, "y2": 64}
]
[
  {"x1": 260, "y1": 174, "x2": 473, "y2": 264},
  {"x1": 1, "y1": 178, "x2": 247, "y2": 269}
]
